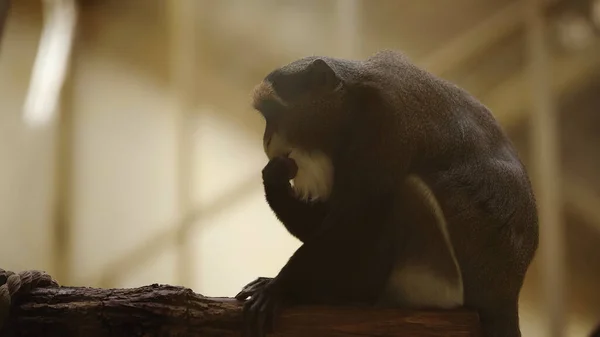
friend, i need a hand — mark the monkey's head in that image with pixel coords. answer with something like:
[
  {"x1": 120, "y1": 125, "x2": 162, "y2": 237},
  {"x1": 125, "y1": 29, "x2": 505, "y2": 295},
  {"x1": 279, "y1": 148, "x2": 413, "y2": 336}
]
[{"x1": 252, "y1": 57, "x2": 348, "y2": 201}]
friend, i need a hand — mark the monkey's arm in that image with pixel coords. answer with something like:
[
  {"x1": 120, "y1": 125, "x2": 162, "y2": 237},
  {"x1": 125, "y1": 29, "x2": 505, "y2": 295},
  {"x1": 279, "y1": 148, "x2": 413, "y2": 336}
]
[
  {"x1": 236, "y1": 157, "x2": 330, "y2": 304},
  {"x1": 235, "y1": 197, "x2": 365, "y2": 305},
  {"x1": 263, "y1": 156, "x2": 329, "y2": 243},
  {"x1": 242, "y1": 186, "x2": 397, "y2": 337},
  {"x1": 275, "y1": 193, "x2": 394, "y2": 302},
  {"x1": 264, "y1": 182, "x2": 328, "y2": 243}
]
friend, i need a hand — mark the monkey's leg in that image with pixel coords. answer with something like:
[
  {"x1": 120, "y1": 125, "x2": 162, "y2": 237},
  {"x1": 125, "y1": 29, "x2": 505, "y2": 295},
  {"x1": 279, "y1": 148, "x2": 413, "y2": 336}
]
[
  {"x1": 264, "y1": 182, "x2": 328, "y2": 242},
  {"x1": 235, "y1": 183, "x2": 327, "y2": 301},
  {"x1": 460, "y1": 256, "x2": 523, "y2": 337},
  {"x1": 263, "y1": 156, "x2": 329, "y2": 242},
  {"x1": 434, "y1": 165, "x2": 537, "y2": 337},
  {"x1": 236, "y1": 158, "x2": 330, "y2": 304},
  {"x1": 460, "y1": 220, "x2": 532, "y2": 335},
  {"x1": 477, "y1": 305, "x2": 521, "y2": 337}
]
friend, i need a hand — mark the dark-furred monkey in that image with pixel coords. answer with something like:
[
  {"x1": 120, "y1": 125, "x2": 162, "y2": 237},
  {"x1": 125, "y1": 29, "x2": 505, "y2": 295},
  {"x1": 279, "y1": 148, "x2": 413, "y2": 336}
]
[{"x1": 235, "y1": 50, "x2": 539, "y2": 337}]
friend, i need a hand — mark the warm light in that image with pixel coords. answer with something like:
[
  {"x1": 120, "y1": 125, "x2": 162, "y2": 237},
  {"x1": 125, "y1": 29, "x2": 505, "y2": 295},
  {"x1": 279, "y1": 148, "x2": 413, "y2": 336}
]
[
  {"x1": 555, "y1": 13, "x2": 595, "y2": 51},
  {"x1": 22, "y1": 0, "x2": 77, "y2": 127},
  {"x1": 592, "y1": 0, "x2": 600, "y2": 29}
]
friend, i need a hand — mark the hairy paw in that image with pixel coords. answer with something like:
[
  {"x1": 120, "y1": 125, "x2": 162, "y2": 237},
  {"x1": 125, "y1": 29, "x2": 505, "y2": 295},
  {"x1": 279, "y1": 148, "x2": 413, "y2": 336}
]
[
  {"x1": 241, "y1": 279, "x2": 283, "y2": 337},
  {"x1": 235, "y1": 277, "x2": 273, "y2": 301},
  {"x1": 262, "y1": 156, "x2": 298, "y2": 185}
]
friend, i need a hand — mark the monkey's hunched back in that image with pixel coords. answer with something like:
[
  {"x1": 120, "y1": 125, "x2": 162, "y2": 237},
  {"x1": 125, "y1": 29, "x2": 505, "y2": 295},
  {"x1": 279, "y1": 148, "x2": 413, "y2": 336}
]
[
  {"x1": 238, "y1": 50, "x2": 539, "y2": 337},
  {"x1": 356, "y1": 49, "x2": 539, "y2": 323},
  {"x1": 338, "y1": 50, "x2": 521, "y2": 158}
]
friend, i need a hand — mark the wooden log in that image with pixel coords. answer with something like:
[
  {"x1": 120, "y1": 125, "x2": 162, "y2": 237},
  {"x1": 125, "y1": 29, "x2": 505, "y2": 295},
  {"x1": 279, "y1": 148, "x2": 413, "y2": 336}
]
[{"x1": 0, "y1": 284, "x2": 480, "y2": 337}]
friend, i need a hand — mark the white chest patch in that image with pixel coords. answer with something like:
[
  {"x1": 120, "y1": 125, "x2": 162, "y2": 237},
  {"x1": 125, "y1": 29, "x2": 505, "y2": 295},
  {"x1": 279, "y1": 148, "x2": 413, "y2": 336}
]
[
  {"x1": 380, "y1": 175, "x2": 464, "y2": 309},
  {"x1": 288, "y1": 149, "x2": 334, "y2": 202}
]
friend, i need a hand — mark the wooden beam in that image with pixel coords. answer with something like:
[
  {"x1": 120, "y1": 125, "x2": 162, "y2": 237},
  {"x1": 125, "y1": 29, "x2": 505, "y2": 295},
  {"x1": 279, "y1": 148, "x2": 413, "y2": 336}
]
[
  {"x1": 51, "y1": 44, "x2": 75, "y2": 285},
  {"x1": 167, "y1": 0, "x2": 198, "y2": 288},
  {"x1": 3, "y1": 284, "x2": 481, "y2": 337},
  {"x1": 526, "y1": 0, "x2": 566, "y2": 336},
  {"x1": 483, "y1": 43, "x2": 600, "y2": 128},
  {"x1": 0, "y1": 0, "x2": 9, "y2": 48},
  {"x1": 563, "y1": 176, "x2": 600, "y2": 235},
  {"x1": 47, "y1": 0, "x2": 78, "y2": 285},
  {"x1": 335, "y1": 0, "x2": 361, "y2": 58},
  {"x1": 420, "y1": 1, "x2": 524, "y2": 76}
]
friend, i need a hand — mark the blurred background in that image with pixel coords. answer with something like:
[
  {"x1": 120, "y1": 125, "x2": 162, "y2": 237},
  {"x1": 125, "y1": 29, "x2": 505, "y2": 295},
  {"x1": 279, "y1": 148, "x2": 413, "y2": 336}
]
[{"x1": 1, "y1": 0, "x2": 599, "y2": 336}]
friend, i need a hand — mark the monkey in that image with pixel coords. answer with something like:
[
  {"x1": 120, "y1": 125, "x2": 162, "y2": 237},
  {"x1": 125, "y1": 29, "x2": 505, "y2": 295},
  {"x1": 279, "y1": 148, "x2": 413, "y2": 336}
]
[
  {"x1": 234, "y1": 50, "x2": 539, "y2": 337},
  {"x1": 237, "y1": 155, "x2": 465, "y2": 308}
]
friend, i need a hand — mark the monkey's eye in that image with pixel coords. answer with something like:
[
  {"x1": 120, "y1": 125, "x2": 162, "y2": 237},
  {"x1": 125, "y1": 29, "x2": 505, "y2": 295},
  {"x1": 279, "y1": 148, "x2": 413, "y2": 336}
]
[{"x1": 256, "y1": 99, "x2": 284, "y2": 121}]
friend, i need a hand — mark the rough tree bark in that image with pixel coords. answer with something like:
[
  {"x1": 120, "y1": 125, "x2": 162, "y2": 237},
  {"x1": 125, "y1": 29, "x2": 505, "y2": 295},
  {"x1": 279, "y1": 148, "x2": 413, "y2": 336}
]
[{"x1": 0, "y1": 284, "x2": 481, "y2": 337}]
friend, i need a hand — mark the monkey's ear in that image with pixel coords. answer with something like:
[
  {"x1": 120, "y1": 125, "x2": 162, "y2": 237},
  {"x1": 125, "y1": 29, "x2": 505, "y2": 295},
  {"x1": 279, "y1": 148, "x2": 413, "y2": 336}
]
[{"x1": 307, "y1": 58, "x2": 341, "y2": 91}]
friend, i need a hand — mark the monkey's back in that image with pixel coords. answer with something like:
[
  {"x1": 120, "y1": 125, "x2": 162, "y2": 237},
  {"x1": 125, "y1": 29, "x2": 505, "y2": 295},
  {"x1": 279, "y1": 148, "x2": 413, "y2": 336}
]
[{"x1": 356, "y1": 50, "x2": 539, "y2": 307}]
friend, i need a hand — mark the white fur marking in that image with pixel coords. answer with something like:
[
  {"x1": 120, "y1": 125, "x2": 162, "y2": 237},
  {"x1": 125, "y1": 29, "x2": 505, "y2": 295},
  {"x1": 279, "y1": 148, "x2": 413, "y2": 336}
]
[
  {"x1": 264, "y1": 133, "x2": 334, "y2": 202},
  {"x1": 288, "y1": 149, "x2": 334, "y2": 202},
  {"x1": 384, "y1": 175, "x2": 464, "y2": 308},
  {"x1": 386, "y1": 265, "x2": 463, "y2": 309}
]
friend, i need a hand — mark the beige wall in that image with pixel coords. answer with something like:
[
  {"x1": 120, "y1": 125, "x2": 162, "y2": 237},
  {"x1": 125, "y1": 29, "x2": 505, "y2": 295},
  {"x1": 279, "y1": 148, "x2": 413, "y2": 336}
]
[
  {"x1": 66, "y1": 50, "x2": 301, "y2": 295},
  {"x1": 0, "y1": 11, "x2": 54, "y2": 272},
  {"x1": 0, "y1": 10, "x2": 298, "y2": 300},
  {"x1": 68, "y1": 49, "x2": 179, "y2": 287}
]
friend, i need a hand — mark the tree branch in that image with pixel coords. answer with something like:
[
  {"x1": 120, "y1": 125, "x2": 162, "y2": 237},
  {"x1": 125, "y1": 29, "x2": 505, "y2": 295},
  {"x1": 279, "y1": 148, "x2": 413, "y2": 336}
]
[{"x1": 1, "y1": 284, "x2": 481, "y2": 337}]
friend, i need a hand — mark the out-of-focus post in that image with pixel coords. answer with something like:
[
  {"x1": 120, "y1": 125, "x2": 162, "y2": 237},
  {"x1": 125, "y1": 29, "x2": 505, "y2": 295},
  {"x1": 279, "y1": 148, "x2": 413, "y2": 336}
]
[
  {"x1": 527, "y1": 0, "x2": 565, "y2": 337},
  {"x1": 167, "y1": 0, "x2": 197, "y2": 287},
  {"x1": 0, "y1": 0, "x2": 9, "y2": 49},
  {"x1": 20, "y1": 0, "x2": 78, "y2": 285},
  {"x1": 335, "y1": 0, "x2": 361, "y2": 58},
  {"x1": 23, "y1": 0, "x2": 77, "y2": 128}
]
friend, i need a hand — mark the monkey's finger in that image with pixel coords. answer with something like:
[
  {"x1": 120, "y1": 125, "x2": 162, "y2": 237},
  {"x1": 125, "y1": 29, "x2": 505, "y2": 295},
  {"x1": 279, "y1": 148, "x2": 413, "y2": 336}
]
[
  {"x1": 235, "y1": 285, "x2": 263, "y2": 300},
  {"x1": 242, "y1": 277, "x2": 271, "y2": 293},
  {"x1": 236, "y1": 287, "x2": 255, "y2": 300},
  {"x1": 235, "y1": 290, "x2": 250, "y2": 301},
  {"x1": 244, "y1": 277, "x2": 270, "y2": 289},
  {"x1": 238, "y1": 278, "x2": 274, "y2": 300},
  {"x1": 236, "y1": 282, "x2": 261, "y2": 300},
  {"x1": 236, "y1": 289, "x2": 258, "y2": 301},
  {"x1": 243, "y1": 278, "x2": 261, "y2": 288}
]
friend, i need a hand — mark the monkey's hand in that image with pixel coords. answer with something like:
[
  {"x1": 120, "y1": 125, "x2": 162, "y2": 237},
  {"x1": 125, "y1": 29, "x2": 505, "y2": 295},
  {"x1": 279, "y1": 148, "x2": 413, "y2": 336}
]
[
  {"x1": 241, "y1": 278, "x2": 284, "y2": 337},
  {"x1": 234, "y1": 276, "x2": 273, "y2": 301},
  {"x1": 262, "y1": 156, "x2": 298, "y2": 185}
]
